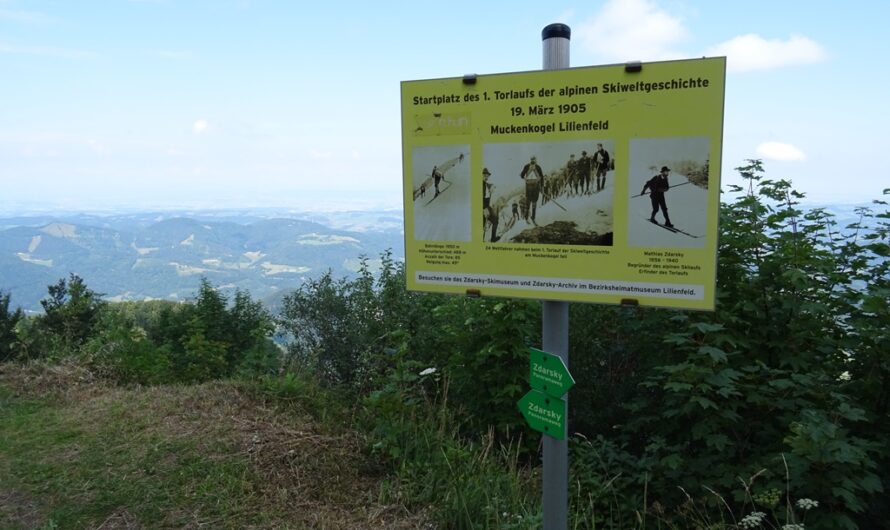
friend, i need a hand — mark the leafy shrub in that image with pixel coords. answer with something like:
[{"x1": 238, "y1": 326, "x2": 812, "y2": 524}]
[
  {"x1": 74, "y1": 277, "x2": 275, "y2": 385},
  {"x1": 85, "y1": 309, "x2": 172, "y2": 384},
  {"x1": 565, "y1": 162, "x2": 888, "y2": 529},
  {"x1": 0, "y1": 290, "x2": 24, "y2": 361}
]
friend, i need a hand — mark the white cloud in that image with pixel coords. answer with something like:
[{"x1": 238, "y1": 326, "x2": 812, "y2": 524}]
[
  {"x1": 756, "y1": 142, "x2": 806, "y2": 162},
  {"x1": 0, "y1": 9, "x2": 51, "y2": 24},
  {"x1": 307, "y1": 148, "x2": 332, "y2": 159},
  {"x1": 0, "y1": 43, "x2": 95, "y2": 59},
  {"x1": 576, "y1": 0, "x2": 688, "y2": 62},
  {"x1": 706, "y1": 34, "x2": 827, "y2": 73},
  {"x1": 192, "y1": 119, "x2": 208, "y2": 134},
  {"x1": 86, "y1": 139, "x2": 107, "y2": 154},
  {"x1": 152, "y1": 49, "x2": 194, "y2": 60}
]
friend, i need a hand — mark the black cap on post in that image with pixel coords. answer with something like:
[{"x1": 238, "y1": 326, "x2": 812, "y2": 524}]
[{"x1": 542, "y1": 23, "x2": 571, "y2": 41}]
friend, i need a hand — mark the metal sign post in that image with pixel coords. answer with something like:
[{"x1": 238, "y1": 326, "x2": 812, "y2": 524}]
[{"x1": 541, "y1": 23, "x2": 571, "y2": 530}]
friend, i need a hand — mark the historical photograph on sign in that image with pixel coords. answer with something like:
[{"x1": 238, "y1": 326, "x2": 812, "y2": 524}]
[
  {"x1": 411, "y1": 145, "x2": 471, "y2": 242},
  {"x1": 482, "y1": 140, "x2": 614, "y2": 245},
  {"x1": 627, "y1": 137, "x2": 710, "y2": 249}
]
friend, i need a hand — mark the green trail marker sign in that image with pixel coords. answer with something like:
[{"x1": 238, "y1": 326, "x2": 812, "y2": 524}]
[
  {"x1": 517, "y1": 389, "x2": 566, "y2": 440},
  {"x1": 529, "y1": 347, "x2": 574, "y2": 398}
]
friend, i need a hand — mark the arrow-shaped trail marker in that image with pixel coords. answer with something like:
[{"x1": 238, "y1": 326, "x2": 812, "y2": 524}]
[
  {"x1": 529, "y1": 347, "x2": 575, "y2": 398},
  {"x1": 517, "y1": 389, "x2": 566, "y2": 440}
]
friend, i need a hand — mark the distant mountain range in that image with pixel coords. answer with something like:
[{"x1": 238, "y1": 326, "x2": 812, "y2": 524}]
[
  {"x1": 0, "y1": 209, "x2": 404, "y2": 313},
  {"x1": 0, "y1": 203, "x2": 880, "y2": 313}
]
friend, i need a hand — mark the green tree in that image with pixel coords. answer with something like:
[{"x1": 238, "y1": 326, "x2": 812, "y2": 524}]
[
  {"x1": 38, "y1": 274, "x2": 105, "y2": 354},
  {"x1": 139, "y1": 279, "x2": 275, "y2": 383},
  {"x1": 279, "y1": 258, "x2": 382, "y2": 385},
  {"x1": 0, "y1": 290, "x2": 24, "y2": 361}
]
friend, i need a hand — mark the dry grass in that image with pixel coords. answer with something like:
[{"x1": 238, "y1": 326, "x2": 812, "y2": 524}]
[
  {"x1": 0, "y1": 357, "x2": 108, "y2": 402},
  {"x1": 0, "y1": 361, "x2": 432, "y2": 529},
  {"x1": 0, "y1": 489, "x2": 44, "y2": 529}
]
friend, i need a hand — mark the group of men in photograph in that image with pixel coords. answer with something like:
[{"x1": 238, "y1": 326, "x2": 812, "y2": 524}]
[
  {"x1": 519, "y1": 143, "x2": 613, "y2": 218},
  {"x1": 481, "y1": 143, "x2": 614, "y2": 242}
]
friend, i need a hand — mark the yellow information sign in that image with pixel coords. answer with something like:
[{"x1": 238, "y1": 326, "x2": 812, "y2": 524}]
[{"x1": 401, "y1": 57, "x2": 726, "y2": 310}]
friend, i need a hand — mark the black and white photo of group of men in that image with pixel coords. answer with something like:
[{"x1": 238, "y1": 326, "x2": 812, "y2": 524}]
[{"x1": 481, "y1": 140, "x2": 615, "y2": 245}]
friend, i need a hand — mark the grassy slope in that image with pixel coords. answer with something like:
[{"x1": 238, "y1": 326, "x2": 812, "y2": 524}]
[{"x1": 0, "y1": 362, "x2": 427, "y2": 530}]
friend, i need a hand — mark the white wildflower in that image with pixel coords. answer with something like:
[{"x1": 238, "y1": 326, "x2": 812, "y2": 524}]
[
  {"x1": 740, "y1": 511, "x2": 766, "y2": 529},
  {"x1": 796, "y1": 498, "x2": 819, "y2": 510},
  {"x1": 419, "y1": 367, "x2": 437, "y2": 376},
  {"x1": 837, "y1": 371, "x2": 851, "y2": 381}
]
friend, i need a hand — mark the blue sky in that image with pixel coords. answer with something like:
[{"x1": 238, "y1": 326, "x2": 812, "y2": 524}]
[{"x1": 1, "y1": 0, "x2": 887, "y2": 213}]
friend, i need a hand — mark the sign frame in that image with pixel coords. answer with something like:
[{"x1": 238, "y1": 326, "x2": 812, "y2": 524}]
[{"x1": 401, "y1": 57, "x2": 726, "y2": 311}]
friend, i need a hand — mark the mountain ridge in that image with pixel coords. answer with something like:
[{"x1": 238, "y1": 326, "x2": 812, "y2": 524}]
[{"x1": 0, "y1": 210, "x2": 404, "y2": 312}]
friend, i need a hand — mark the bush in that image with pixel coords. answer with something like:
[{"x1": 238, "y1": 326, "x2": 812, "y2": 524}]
[
  {"x1": 0, "y1": 290, "x2": 24, "y2": 361},
  {"x1": 78, "y1": 278, "x2": 276, "y2": 385},
  {"x1": 38, "y1": 274, "x2": 105, "y2": 354},
  {"x1": 564, "y1": 162, "x2": 888, "y2": 529}
]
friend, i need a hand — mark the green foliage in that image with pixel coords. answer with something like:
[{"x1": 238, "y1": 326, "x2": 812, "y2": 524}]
[
  {"x1": 567, "y1": 303, "x2": 673, "y2": 436},
  {"x1": 141, "y1": 279, "x2": 277, "y2": 383},
  {"x1": 67, "y1": 278, "x2": 277, "y2": 385},
  {"x1": 365, "y1": 360, "x2": 540, "y2": 529},
  {"x1": 38, "y1": 274, "x2": 106, "y2": 355},
  {"x1": 85, "y1": 309, "x2": 172, "y2": 385},
  {"x1": 278, "y1": 253, "x2": 413, "y2": 388},
  {"x1": 0, "y1": 290, "x2": 24, "y2": 361},
  {"x1": 280, "y1": 252, "x2": 539, "y2": 437},
  {"x1": 279, "y1": 266, "x2": 371, "y2": 384},
  {"x1": 431, "y1": 297, "x2": 540, "y2": 436},
  {"x1": 275, "y1": 180, "x2": 888, "y2": 527},
  {"x1": 563, "y1": 161, "x2": 888, "y2": 529}
]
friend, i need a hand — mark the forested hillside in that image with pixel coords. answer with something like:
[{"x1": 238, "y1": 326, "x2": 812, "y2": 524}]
[{"x1": 0, "y1": 210, "x2": 403, "y2": 313}]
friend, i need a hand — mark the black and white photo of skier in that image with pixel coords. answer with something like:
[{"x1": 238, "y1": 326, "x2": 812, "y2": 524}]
[
  {"x1": 411, "y1": 145, "x2": 471, "y2": 242},
  {"x1": 627, "y1": 137, "x2": 710, "y2": 249},
  {"x1": 642, "y1": 166, "x2": 673, "y2": 227}
]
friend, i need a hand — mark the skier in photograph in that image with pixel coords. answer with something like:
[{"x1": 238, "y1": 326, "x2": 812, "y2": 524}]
[
  {"x1": 579, "y1": 150, "x2": 592, "y2": 194},
  {"x1": 593, "y1": 143, "x2": 611, "y2": 192},
  {"x1": 482, "y1": 167, "x2": 494, "y2": 229},
  {"x1": 487, "y1": 200, "x2": 502, "y2": 243},
  {"x1": 420, "y1": 183, "x2": 426, "y2": 198},
  {"x1": 566, "y1": 153, "x2": 579, "y2": 196},
  {"x1": 520, "y1": 155, "x2": 545, "y2": 223},
  {"x1": 642, "y1": 166, "x2": 674, "y2": 228},
  {"x1": 432, "y1": 165, "x2": 443, "y2": 197}
]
